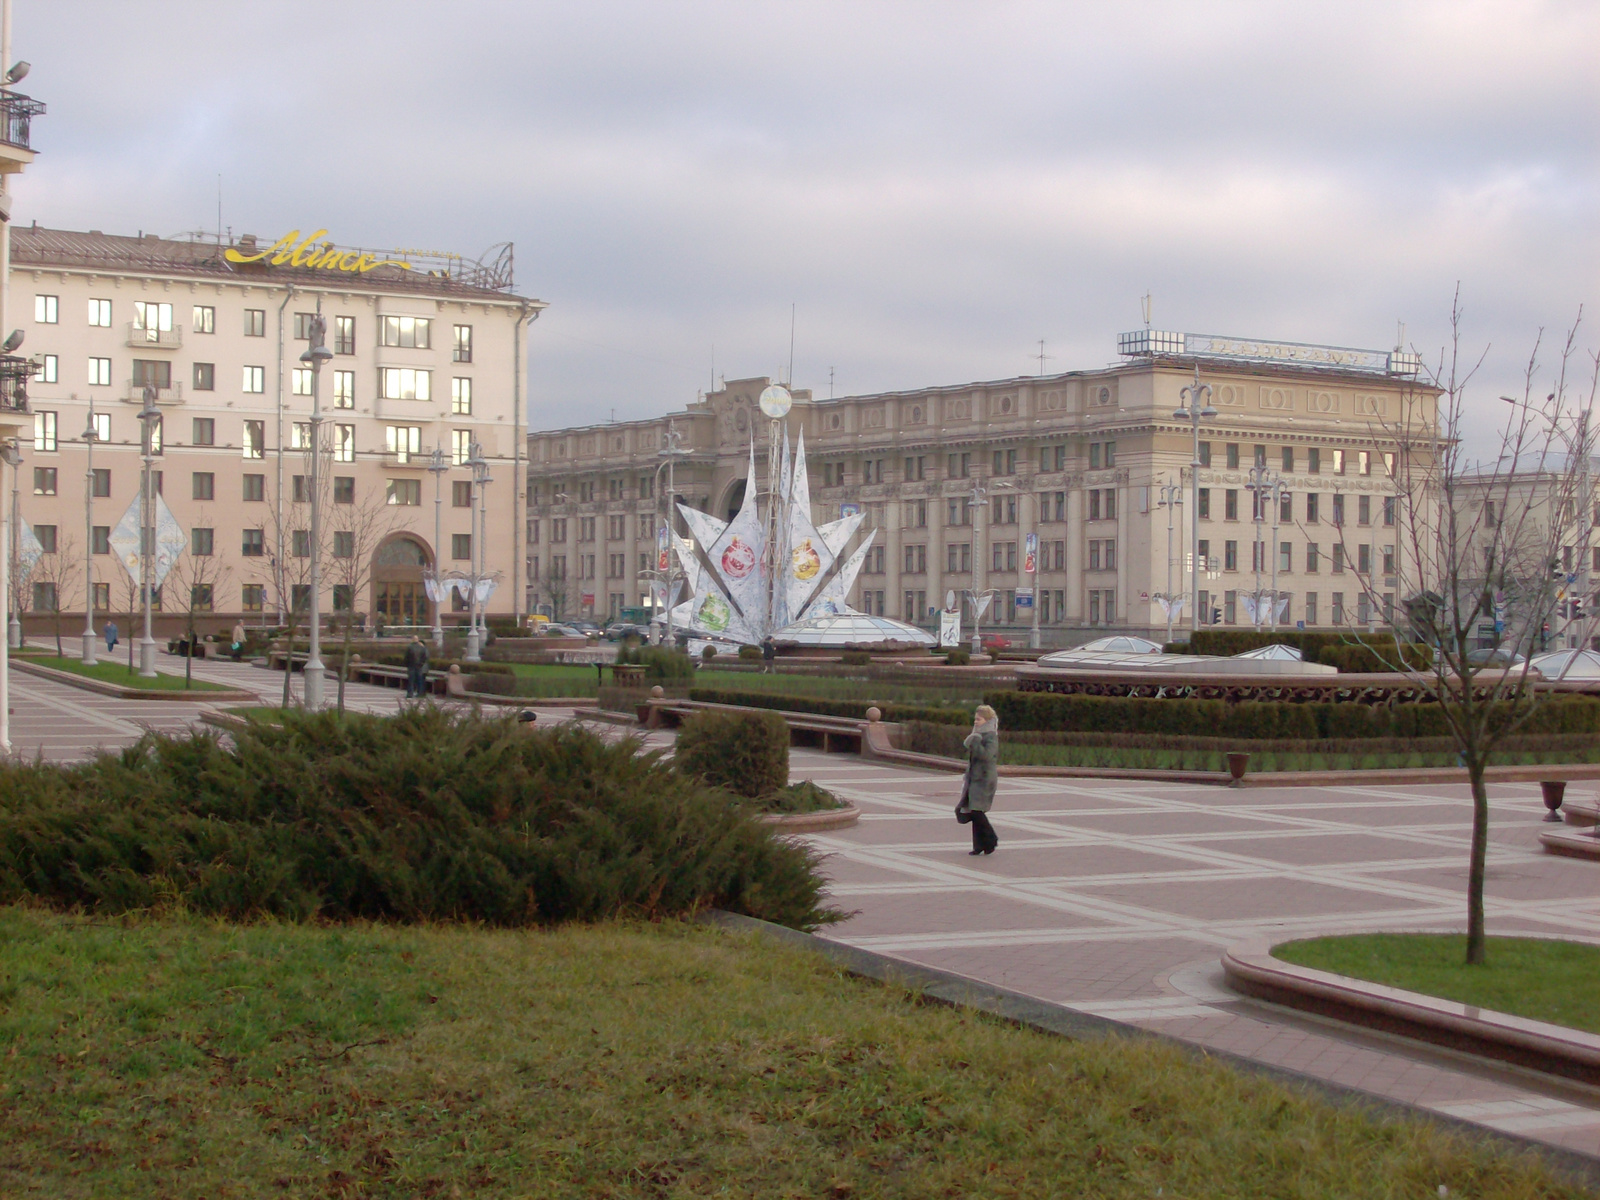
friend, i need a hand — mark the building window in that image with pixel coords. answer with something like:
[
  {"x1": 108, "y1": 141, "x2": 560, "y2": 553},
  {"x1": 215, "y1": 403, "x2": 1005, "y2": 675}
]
[
  {"x1": 387, "y1": 478, "x2": 422, "y2": 506},
  {"x1": 1358, "y1": 544, "x2": 1372, "y2": 574},
  {"x1": 947, "y1": 543, "x2": 971, "y2": 573},
  {"x1": 291, "y1": 422, "x2": 313, "y2": 452},
  {"x1": 1226, "y1": 443, "x2": 1240, "y2": 469},
  {"x1": 1359, "y1": 450, "x2": 1372, "y2": 476},
  {"x1": 1279, "y1": 542, "x2": 1292, "y2": 572},
  {"x1": 452, "y1": 428, "x2": 473, "y2": 465},
  {"x1": 1281, "y1": 446, "x2": 1294, "y2": 472},
  {"x1": 1196, "y1": 488, "x2": 1210, "y2": 519},
  {"x1": 453, "y1": 480, "x2": 473, "y2": 508},
  {"x1": 1383, "y1": 545, "x2": 1396, "y2": 575},
  {"x1": 292, "y1": 312, "x2": 316, "y2": 341},
  {"x1": 193, "y1": 472, "x2": 215, "y2": 500},
  {"x1": 1307, "y1": 447, "x2": 1321, "y2": 474},
  {"x1": 32, "y1": 466, "x2": 55, "y2": 495},
  {"x1": 333, "y1": 424, "x2": 354, "y2": 464},
  {"x1": 1306, "y1": 493, "x2": 1319, "y2": 523},
  {"x1": 292, "y1": 367, "x2": 313, "y2": 396},
  {"x1": 1089, "y1": 490, "x2": 1100, "y2": 521},
  {"x1": 34, "y1": 410, "x2": 57, "y2": 451},
  {"x1": 380, "y1": 315, "x2": 431, "y2": 348},
  {"x1": 243, "y1": 474, "x2": 265, "y2": 502},
  {"x1": 133, "y1": 301, "x2": 173, "y2": 337},
  {"x1": 241, "y1": 528, "x2": 265, "y2": 556},
  {"x1": 1224, "y1": 489, "x2": 1238, "y2": 521},
  {"x1": 946, "y1": 497, "x2": 969, "y2": 526},
  {"x1": 1254, "y1": 444, "x2": 1267, "y2": 468},
  {"x1": 243, "y1": 365, "x2": 265, "y2": 393},
  {"x1": 1306, "y1": 543, "x2": 1320, "y2": 572},
  {"x1": 34, "y1": 294, "x2": 58, "y2": 324},
  {"x1": 1333, "y1": 544, "x2": 1346, "y2": 573},
  {"x1": 86, "y1": 356, "x2": 112, "y2": 387},
  {"x1": 1358, "y1": 494, "x2": 1371, "y2": 525},
  {"x1": 244, "y1": 309, "x2": 266, "y2": 337},
  {"x1": 33, "y1": 354, "x2": 58, "y2": 384},
  {"x1": 452, "y1": 533, "x2": 472, "y2": 561},
  {"x1": 1332, "y1": 449, "x2": 1346, "y2": 474},
  {"x1": 453, "y1": 324, "x2": 473, "y2": 363},
  {"x1": 131, "y1": 359, "x2": 171, "y2": 393},
  {"x1": 89, "y1": 298, "x2": 112, "y2": 327},
  {"x1": 242, "y1": 583, "x2": 266, "y2": 611},
  {"x1": 551, "y1": 519, "x2": 567, "y2": 542},
  {"x1": 293, "y1": 530, "x2": 311, "y2": 558},
  {"x1": 191, "y1": 527, "x2": 214, "y2": 557},
  {"x1": 902, "y1": 544, "x2": 926, "y2": 573},
  {"x1": 184, "y1": 417, "x2": 213, "y2": 447},
  {"x1": 1331, "y1": 494, "x2": 1345, "y2": 527},
  {"x1": 243, "y1": 420, "x2": 265, "y2": 459},
  {"x1": 332, "y1": 584, "x2": 354, "y2": 612},
  {"x1": 334, "y1": 315, "x2": 355, "y2": 355},
  {"x1": 191, "y1": 304, "x2": 214, "y2": 334},
  {"x1": 186, "y1": 361, "x2": 213, "y2": 391},
  {"x1": 91, "y1": 468, "x2": 110, "y2": 498},
  {"x1": 92, "y1": 525, "x2": 110, "y2": 555},
  {"x1": 580, "y1": 516, "x2": 596, "y2": 542},
  {"x1": 386, "y1": 425, "x2": 422, "y2": 463},
  {"x1": 292, "y1": 474, "x2": 310, "y2": 503},
  {"x1": 992, "y1": 448, "x2": 1017, "y2": 475},
  {"x1": 333, "y1": 531, "x2": 354, "y2": 559},
  {"x1": 1088, "y1": 443, "x2": 1101, "y2": 470},
  {"x1": 334, "y1": 476, "x2": 355, "y2": 504},
  {"x1": 380, "y1": 367, "x2": 430, "y2": 401},
  {"x1": 35, "y1": 524, "x2": 56, "y2": 553},
  {"x1": 1224, "y1": 540, "x2": 1238, "y2": 571},
  {"x1": 31, "y1": 582, "x2": 57, "y2": 611},
  {"x1": 1198, "y1": 441, "x2": 1212, "y2": 467},
  {"x1": 904, "y1": 455, "x2": 926, "y2": 481},
  {"x1": 947, "y1": 452, "x2": 970, "y2": 478},
  {"x1": 1383, "y1": 496, "x2": 1395, "y2": 527}
]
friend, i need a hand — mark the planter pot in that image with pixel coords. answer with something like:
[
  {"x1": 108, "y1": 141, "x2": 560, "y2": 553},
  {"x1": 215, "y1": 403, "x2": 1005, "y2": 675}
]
[
  {"x1": 1225, "y1": 751, "x2": 1250, "y2": 786},
  {"x1": 1541, "y1": 779, "x2": 1568, "y2": 822}
]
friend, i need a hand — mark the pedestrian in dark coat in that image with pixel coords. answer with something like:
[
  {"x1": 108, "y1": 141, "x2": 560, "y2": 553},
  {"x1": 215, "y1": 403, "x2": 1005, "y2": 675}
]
[
  {"x1": 103, "y1": 621, "x2": 118, "y2": 653},
  {"x1": 403, "y1": 636, "x2": 429, "y2": 698},
  {"x1": 761, "y1": 635, "x2": 776, "y2": 674},
  {"x1": 956, "y1": 703, "x2": 1000, "y2": 855}
]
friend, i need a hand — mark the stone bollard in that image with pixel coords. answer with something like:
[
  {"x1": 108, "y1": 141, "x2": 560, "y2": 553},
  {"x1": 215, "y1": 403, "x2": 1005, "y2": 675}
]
[
  {"x1": 651, "y1": 685, "x2": 664, "y2": 698},
  {"x1": 865, "y1": 706, "x2": 882, "y2": 723}
]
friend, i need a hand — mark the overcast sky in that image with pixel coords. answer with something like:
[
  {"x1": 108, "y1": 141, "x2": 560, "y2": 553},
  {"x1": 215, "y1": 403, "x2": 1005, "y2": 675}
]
[{"x1": 17, "y1": 1, "x2": 1598, "y2": 440}]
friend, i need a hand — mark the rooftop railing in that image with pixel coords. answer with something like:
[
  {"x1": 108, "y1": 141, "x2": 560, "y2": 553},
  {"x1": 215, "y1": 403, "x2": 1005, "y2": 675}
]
[
  {"x1": 0, "y1": 90, "x2": 45, "y2": 152},
  {"x1": 0, "y1": 355, "x2": 30, "y2": 412}
]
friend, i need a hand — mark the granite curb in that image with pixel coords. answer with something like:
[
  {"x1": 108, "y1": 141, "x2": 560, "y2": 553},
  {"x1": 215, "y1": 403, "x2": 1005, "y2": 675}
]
[
  {"x1": 757, "y1": 803, "x2": 861, "y2": 832},
  {"x1": 1222, "y1": 939, "x2": 1600, "y2": 1088},
  {"x1": 12, "y1": 657, "x2": 258, "y2": 702},
  {"x1": 703, "y1": 909, "x2": 1600, "y2": 1191},
  {"x1": 1541, "y1": 828, "x2": 1600, "y2": 859}
]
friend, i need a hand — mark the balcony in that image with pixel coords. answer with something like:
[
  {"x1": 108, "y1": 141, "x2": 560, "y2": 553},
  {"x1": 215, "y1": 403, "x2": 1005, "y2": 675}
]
[
  {"x1": 0, "y1": 354, "x2": 29, "y2": 431},
  {"x1": 382, "y1": 452, "x2": 429, "y2": 470},
  {"x1": 122, "y1": 380, "x2": 184, "y2": 405},
  {"x1": 0, "y1": 90, "x2": 44, "y2": 173},
  {"x1": 126, "y1": 323, "x2": 183, "y2": 350}
]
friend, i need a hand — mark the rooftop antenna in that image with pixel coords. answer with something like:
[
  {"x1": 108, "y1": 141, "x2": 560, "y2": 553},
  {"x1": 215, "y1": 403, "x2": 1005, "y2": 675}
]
[
  {"x1": 786, "y1": 303, "x2": 795, "y2": 388},
  {"x1": 1395, "y1": 319, "x2": 1406, "y2": 349},
  {"x1": 828, "y1": 366, "x2": 835, "y2": 399},
  {"x1": 1037, "y1": 339, "x2": 1050, "y2": 376},
  {"x1": 1141, "y1": 292, "x2": 1152, "y2": 328}
]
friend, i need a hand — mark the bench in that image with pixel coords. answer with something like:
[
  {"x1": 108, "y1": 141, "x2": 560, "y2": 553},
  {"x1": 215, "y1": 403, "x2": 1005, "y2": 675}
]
[
  {"x1": 646, "y1": 699, "x2": 865, "y2": 753},
  {"x1": 354, "y1": 664, "x2": 446, "y2": 695}
]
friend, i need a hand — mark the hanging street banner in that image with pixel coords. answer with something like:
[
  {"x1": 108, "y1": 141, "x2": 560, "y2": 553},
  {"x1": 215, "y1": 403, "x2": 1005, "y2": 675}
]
[
  {"x1": 656, "y1": 523, "x2": 670, "y2": 571},
  {"x1": 939, "y1": 608, "x2": 962, "y2": 648},
  {"x1": 16, "y1": 519, "x2": 43, "y2": 577},
  {"x1": 1156, "y1": 595, "x2": 1186, "y2": 621},
  {"x1": 108, "y1": 492, "x2": 187, "y2": 589},
  {"x1": 1024, "y1": 533, "x2": 1038, "y2": 574}
]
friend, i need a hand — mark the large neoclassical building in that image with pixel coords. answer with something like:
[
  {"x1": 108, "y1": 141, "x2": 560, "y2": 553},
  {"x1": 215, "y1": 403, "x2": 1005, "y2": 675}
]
[
  {"x1": 11, "y1": 223, "x2": 543, "y2": 632},
  {"x1": 526, "y1": 331, "x2": 1439, "y2": 642}
]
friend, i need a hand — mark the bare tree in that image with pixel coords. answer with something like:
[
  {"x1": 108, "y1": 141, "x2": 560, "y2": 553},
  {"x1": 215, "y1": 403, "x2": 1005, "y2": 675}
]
[
  {"x1": 1336, "y1": 295, "x2": 1599, "y2": 964},
  {"x1": 327, "y1": 484, "x2": 400, "y2": 712},
  {"x1": 27, "y1": 531, "x2": 80, "y2": 656},
  {"x1": 168, "y1": 520, "x2": 233, "y2": 688},
  {"x1": 541, "y1": 558, "x2": 572, "y2": 623},
  {"x1": 265, "y1": 451, "x2": 331, "y2": 707}
]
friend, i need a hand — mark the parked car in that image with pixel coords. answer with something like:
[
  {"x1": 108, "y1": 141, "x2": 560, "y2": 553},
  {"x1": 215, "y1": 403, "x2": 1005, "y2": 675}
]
[
  {"x1": 980, "y1": 633, "x2": 1011, "y2": 652},
  {"x1": 1465, "y1": 647, "x2": 1527, "y2": 668},
  {"x1": 570, "y1": 620, "x2": 602, "y2": 635},
  {"x1": 540, "y1": 623, "x2": 584, "y2": 638},
  {"x1": 604, "y1": 622, "x2": 650, "y2": 642}
]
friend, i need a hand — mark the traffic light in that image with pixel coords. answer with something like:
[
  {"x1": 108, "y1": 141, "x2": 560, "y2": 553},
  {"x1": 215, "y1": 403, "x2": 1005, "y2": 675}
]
[{"x1": 1551, "y1": 557, "x2": 1564, "y2": 580}]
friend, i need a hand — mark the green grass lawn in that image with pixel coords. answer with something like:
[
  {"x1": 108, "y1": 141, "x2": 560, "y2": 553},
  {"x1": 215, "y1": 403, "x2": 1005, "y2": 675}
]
[
  {"x1": 1274, "y1": 934, "x2": 1600, "y2": 1035},
  {"x1": 0, "y1": 909, "x2": 1582, "y2": 1199},
  {"x1": 13, "y1": 652, "x2": 234, "y2": 692}
]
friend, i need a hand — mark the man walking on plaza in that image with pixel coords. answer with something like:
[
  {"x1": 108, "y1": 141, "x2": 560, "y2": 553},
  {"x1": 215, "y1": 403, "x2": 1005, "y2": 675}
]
[
  {"x1": 231, "y1": 620, "x2": 247, "y2": 663},
  {"x1": 103, "y1": 621, "x2": 117, "y2": 655},
  {"x1": 403, "y1": 635, "x2": 430, "y2": 699},
  {"x1": 761, "y1": 635, "x2": 776, "y2": 674}
]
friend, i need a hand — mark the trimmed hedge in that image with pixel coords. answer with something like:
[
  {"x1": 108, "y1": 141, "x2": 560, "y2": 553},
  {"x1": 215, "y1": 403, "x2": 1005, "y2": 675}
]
[
  {"x1": 675, "y1": 709, "x2": 790, "y2": 798},
  {"x1": 616, "y1": 645, "x2": 695, "y2": 682},
  {"x1": 989, "y1": 691, "x2": 1600, "y2": 740},
  {"x1": 688, "y1": 687, "x2": 972, "y2": 725},
  {"x1": 0, "y1": 708, "x2": 835, "y2": 930},
  {"x1": 1162, "y1": 630, "x2": 1431, "y2": 673}
]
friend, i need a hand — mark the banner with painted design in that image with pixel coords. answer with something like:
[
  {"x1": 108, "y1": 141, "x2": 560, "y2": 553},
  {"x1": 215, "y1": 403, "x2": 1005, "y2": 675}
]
[
  {"x1": 939, "y1": 608, "x2": 962, "y2": 648},
  {"x1": 1024, "y1": 533, "x2": 1038, "y2": 574}
]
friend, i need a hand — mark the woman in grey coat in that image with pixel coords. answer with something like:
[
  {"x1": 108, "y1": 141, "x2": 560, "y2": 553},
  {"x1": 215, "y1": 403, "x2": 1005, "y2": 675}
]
[{"x1": 958, "y1": 704, "x2": 1000, "y2": 855}]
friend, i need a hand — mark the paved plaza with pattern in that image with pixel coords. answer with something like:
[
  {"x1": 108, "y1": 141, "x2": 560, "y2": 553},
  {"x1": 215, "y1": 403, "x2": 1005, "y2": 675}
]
[
  {"x1": 760, "y1": 747, "x2": 1600, "y2": 1156},
  {"x1": 13, "y1": 660, "x2": 1600, "y2": 1159}
]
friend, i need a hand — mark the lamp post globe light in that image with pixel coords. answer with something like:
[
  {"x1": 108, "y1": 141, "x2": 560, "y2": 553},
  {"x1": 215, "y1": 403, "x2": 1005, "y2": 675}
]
[
  {"x1": 136, "y1": 384, "x2": 160, "y2": 678},
  {"x1": 427, "y1": 445, "x2": 448, "y2": 649},
  {"x1": 81, "y1": 402, "x2": 98, "y2": 665},
  {"x1": 299, "y1": 308, "x2": 333, "y2": 709},
  {"x1": 1174, "y1": 368, "x2": 1216, "y2": 635}
]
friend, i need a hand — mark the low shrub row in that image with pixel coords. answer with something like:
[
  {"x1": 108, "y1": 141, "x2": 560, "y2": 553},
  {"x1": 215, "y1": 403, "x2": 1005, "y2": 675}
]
[
  {"x1": 675, "y1": 709, "x2": 790, "y2": 798},
  {"x1": 988, "y1": 690, "x2": 1600, "y2": 740},
  {"x1": 688, "y1": 687, "x2": 972, "y2": 725},
  {"x1": 0, "y1": 708, "x2": 835, "y2": 930},
  {"x1": 615, "y1": 645, "x2": 695, "y2": 682}
]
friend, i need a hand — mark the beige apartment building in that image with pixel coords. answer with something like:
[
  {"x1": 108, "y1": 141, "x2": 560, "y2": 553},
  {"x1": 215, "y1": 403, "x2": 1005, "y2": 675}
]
[
  {"x1": 526, "y1": 332, "x2": 1439, "y2": 642},
  {"x1": 10, "y1": 224, "x2": 543, "y2": 634}
]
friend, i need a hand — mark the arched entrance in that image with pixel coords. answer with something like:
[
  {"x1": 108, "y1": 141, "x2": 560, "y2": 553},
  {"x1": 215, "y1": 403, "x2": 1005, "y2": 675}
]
[
  {"x1": 722, "y1": 479, "x2": 747, "y2": 522},
  {"x1": 372, "y1": 534, "x2": 433, "y2": 626}
]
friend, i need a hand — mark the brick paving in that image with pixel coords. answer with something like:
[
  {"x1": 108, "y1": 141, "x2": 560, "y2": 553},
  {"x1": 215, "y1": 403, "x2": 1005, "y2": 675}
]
[{"x1": 784, "y1": 750, "x2": 1600, "y2": 1156}]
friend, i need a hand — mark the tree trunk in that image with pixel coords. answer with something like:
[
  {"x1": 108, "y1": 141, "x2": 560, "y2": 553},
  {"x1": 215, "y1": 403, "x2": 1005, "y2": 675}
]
[
  {"x1": 337, "y1": 620, "x2": 352, "y2": 714},
  {"x1": 1465, "y1": 759, "x2": 1490, "y2": 965},
  {"x1": 184, "y1": 618, "x2": 194, "y2": 688}
]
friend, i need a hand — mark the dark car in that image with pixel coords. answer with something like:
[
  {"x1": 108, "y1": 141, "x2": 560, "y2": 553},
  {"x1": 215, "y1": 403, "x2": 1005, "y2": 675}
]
[
  {"x1": 1466, "y1": 647, "x2": 1526, "y2": 668},
  {"x1": 604, "y1": 623, "x2": 650, "y2": 642}
]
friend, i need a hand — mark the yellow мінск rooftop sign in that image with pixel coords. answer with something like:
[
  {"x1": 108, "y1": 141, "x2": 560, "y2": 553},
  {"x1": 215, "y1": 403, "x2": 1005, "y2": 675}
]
[{"x1": 224, "y1": 229, "x2": 410, "y2": 274}]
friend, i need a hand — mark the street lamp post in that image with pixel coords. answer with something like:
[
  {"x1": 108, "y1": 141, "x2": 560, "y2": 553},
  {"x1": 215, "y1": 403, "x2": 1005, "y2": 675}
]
[
  {"x1": 136, "y1": 385, "x2": 160, "y2": 678},
  {"x1": 6, "y1": 437, "x2": 19, "y2": 649},
  {"x1": 463, "y1": 441, "x2": 490, "y2": 663},
  {"x1": 1156, "y1": 477, "x2": 1183, "y2": 644},
  {"x1": 299, "y1": 308, "x2": 332, "y2": 709},
  {"x1": 81, "y1": 403, "x2": 97, "y2": 665},
  {"x1": 1245, "y1": 462, "x2": 1275, "y2": 630},
  {"x1": 1268, "y1": 478, "x2": 1288, "y2": 632},
  {"x1": 1174, "y1": 368, "x2": 1216, "y2": 635},
  {"x1": 966, "y1": 476, "x2": 1010, "y2": 654},
  {"x1": 427, "y1": 445, "x2": 448, "y2": 649},
  {"x1": 476, "y1": 453, "x2": 492, "y2": 649}
]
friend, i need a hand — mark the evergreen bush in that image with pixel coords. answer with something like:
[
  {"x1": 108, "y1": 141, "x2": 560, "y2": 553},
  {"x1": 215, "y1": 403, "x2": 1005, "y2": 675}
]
[
  {"x1": 701, "y1": 645, "x2": 719, "y2": 661},
  {"x1": 674, "y1": 709, "x2": 790, "y2": 798},
  {"x1": 616, "y1": 645, "x2": 694, "y2": 682},
  {"x1": 840, "y1": 650, "x2": 872, "y2": 666},
  {"x1": 945, "y1": 648, "x2": 971, "y2": 666},
  {"x1": 0, "y1": 709, "x2": 835, "y2": 930},
  {"x1": 738, "y1": 644, "x2": 762, "y2": 660},
  {"x1": 688, "y1": 687, "x2": 972, "y2": 725}
]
